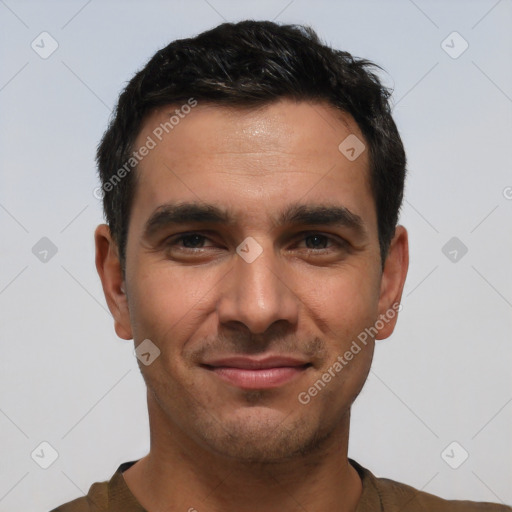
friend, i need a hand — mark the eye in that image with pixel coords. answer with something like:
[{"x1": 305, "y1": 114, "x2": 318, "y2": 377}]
[
  {"x1": 176, "y1": 233, "x2": 209, "y2": 249},
  {"x1": 165, "y1": 233, "x2": 215, "y2": 250},
  {"x1": 303, "y1": 234, "x2": 331, "y2": 249},
  {"x1": 295, "y1": 232, "x2": 347, "y2": 251},
  {"x1": 161, "y1": 231, "x2": 349, "y2": 261}
]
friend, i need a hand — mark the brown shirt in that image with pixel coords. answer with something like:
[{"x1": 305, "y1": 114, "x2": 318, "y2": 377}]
[{"x1": 50, "y1": 458, "x2": 512, "y2": 511}]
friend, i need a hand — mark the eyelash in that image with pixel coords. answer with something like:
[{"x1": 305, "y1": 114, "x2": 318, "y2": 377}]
[{"x1": 163, "y1": 232, "x2": 347, "y2": 253}]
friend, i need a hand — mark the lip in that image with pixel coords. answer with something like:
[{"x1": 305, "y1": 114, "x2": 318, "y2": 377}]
[{"x1": 201, "y1": 356, "x2": 312, "y2": 389}]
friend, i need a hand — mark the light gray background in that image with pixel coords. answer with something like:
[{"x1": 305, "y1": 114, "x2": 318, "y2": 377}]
[{"x1": 1, "y1": 0, "x2": 511, "y2": 510}]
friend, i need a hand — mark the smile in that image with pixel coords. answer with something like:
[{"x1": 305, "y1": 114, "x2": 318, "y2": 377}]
[{"x1": 201, "y1": 356, "x2": 312, "y2": 389}]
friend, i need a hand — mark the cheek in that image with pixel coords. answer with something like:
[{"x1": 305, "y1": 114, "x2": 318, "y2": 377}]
[
  {"x1": 297, "y1": 265, "x2": 379, "y2": 394},
  {"x1": 303, "y1": 264, "x2": 380, "y2": 334},
  {"x1": 127, "y1": 263, "x2": 221, "y2": 348}
]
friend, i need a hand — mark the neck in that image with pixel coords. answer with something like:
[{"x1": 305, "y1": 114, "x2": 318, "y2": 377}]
[{"x1": 123, "y1": 394, "x2": 362, "y2": 512}]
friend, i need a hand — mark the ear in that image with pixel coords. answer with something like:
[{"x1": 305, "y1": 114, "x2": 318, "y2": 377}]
[
  {"x1": 375, "y1": 225, "x2": 409, "y2": 340},
  {"x1": 94, "y1": 224, "x2": 133, "y2": 340}
]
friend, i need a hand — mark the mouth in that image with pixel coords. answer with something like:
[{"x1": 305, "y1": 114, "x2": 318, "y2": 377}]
[{"x1": 201, "y1": 356, "x2": 313, "y2": 390}]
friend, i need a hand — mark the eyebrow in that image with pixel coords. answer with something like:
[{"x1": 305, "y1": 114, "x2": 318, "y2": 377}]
[{"x1": 143, "y1": 201, "x2": 367, "y2": 239}]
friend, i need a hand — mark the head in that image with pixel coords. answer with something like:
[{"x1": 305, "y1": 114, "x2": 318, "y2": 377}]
[{"x1": 95, "y1": 21, "x2": 408, "y2": 464}]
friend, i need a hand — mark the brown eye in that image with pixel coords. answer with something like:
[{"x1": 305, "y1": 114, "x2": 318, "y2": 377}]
[
  {"x1": 178, "y1": 234, "x2": 208, "y2": 248},
  {"x1": 296, "y1": 232, "x2": 347, "y2": 252},
  {"x1": 164, "y1": 232, "x2": 216, "y2": 252},
  {"x1": 304, "y1": 234, "x2": 330, "y2": 249}
]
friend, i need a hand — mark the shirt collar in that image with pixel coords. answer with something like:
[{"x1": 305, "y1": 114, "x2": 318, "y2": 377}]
[{"x1": 111, "y1": 458, "x2": 383, "y2": 512}]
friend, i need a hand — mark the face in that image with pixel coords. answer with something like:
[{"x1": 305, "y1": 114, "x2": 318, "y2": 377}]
[{"x1": 96, "y1": 99, "x2": 408, "y2": 463}]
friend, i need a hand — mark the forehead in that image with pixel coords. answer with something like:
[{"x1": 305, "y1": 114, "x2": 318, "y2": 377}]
[
  {"x1": 137, "y1": 100, "x2": 365, "y2": 166},
  {"x1": 129, "y1": 99, "x2": 375, "y2": 234}
]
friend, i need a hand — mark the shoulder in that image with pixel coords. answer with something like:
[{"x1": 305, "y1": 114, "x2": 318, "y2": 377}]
[
  {"x1": 49, "y1": 481, "x2": 108, "y2": 512},
  {"x1": 376, "y1": 474, "x2": 511, "y2": 511},
  {"x1": 49, "y1": 460, "x2": 141, "y2": 512},
  {"x1": 350, "y1": 459, "x2": 512, "y2": 512}
]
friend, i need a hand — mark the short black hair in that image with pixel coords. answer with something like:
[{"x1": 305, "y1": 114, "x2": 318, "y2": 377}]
[{"x1": 96, "y1": 20, "x2": 406, "y2": 273}]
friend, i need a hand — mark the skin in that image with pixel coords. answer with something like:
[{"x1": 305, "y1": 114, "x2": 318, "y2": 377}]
[{"x1": 95, "y1": 99, "x2": 409, "y2": 512}]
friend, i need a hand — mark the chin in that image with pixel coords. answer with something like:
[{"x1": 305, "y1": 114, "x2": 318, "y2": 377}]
[{"x1": 192, "y1": 406, "x2": 337, "y2": 464}]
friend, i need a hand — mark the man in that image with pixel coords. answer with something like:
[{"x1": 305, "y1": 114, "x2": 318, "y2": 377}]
[{"x1": 51, "y1": 20, "x2": 511, "y2": 512}]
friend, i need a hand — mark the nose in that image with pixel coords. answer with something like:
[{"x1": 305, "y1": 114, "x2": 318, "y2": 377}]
[{"x1": 216, "y1": 240, "x2": 300, "y2": 335}]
